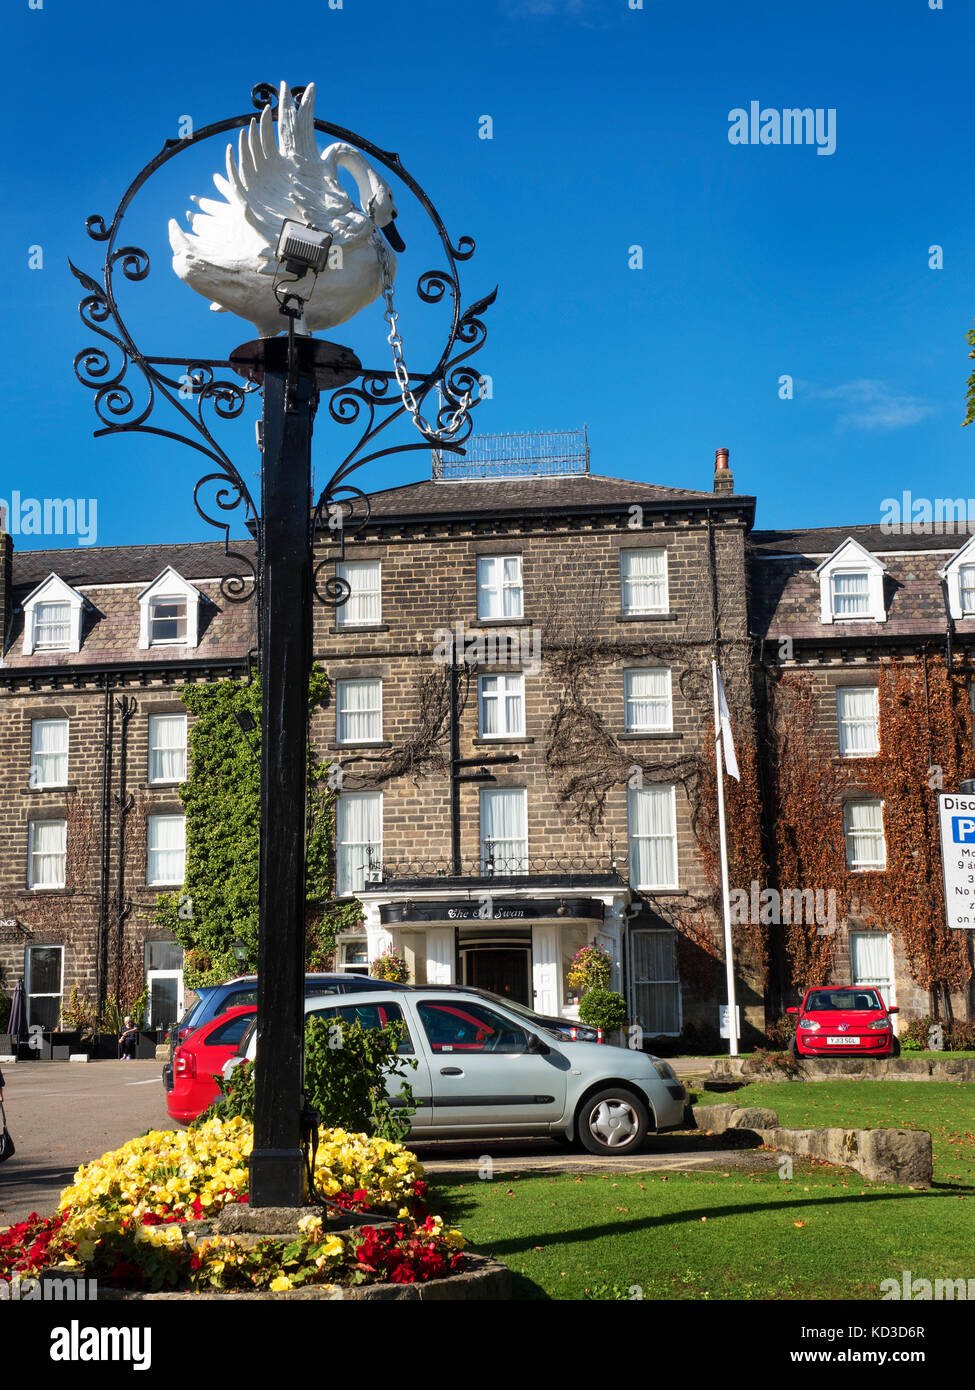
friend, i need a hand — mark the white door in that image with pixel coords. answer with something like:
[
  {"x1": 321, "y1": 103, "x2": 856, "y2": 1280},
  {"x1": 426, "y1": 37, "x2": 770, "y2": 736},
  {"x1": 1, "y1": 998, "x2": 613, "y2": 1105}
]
[{"x1": 146, "y1": 969, "x2": 184, "y2": 1031}]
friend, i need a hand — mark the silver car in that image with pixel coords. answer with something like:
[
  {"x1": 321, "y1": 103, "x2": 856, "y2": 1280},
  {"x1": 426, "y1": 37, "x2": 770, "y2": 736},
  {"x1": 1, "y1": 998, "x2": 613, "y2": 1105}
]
[{"x1": 232, "y1": 988, "x2": 687, "y2": 1158}]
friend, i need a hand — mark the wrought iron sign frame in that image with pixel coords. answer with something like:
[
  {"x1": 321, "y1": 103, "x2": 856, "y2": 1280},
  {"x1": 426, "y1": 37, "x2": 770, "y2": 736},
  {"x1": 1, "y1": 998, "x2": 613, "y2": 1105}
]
[{"x1": 70, "y1": 81, "x2": 496, "y2": 605}]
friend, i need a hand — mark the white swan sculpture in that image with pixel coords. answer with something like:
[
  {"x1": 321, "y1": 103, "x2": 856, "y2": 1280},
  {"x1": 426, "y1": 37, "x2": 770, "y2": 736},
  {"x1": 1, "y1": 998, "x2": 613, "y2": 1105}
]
[{"x1": 168, "y1": 82, "x2": 404, "y2": 338}]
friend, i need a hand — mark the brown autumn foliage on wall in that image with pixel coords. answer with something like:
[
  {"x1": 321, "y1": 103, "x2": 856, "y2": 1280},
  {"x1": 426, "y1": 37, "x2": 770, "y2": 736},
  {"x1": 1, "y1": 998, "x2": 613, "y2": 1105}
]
[{"x1": 771, "y1": 659, "x2": 974, "y2": 1006}]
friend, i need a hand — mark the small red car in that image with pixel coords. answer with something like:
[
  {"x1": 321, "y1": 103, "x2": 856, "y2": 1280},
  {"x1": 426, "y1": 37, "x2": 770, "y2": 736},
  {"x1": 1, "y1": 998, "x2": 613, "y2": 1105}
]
[
  {"x1": 165, "y1": 1005, "x2": 256, "y2": 1123},
  {"x1": 788, "y1": 986, "x2": 899, "y2": 1058}
]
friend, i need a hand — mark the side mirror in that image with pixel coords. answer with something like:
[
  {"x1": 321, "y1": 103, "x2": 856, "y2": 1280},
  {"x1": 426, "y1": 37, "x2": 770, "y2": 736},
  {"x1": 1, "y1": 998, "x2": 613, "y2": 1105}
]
[
  {"x1": 524, "y1": 1032, "x2": 549, "y2": 1055},
  {"x1": 887, "y1": 1006, "x2": 899, "y2": 1014},
  {"x1": 786, "y1": 1007, "x2": 798, "y2": 1015}
]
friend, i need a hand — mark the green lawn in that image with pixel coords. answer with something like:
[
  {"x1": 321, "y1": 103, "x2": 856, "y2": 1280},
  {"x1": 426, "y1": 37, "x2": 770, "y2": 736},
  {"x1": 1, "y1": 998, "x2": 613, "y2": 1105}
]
[{"x1": 428, "y1": 1082, "x2": 975, "y2": 1300}]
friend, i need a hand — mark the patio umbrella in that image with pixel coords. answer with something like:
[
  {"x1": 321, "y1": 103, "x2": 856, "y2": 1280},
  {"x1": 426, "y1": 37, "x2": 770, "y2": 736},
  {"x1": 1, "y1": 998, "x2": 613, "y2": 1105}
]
[{"x1": 7, "y1": 980, "x2": 28, "y2": 1043}]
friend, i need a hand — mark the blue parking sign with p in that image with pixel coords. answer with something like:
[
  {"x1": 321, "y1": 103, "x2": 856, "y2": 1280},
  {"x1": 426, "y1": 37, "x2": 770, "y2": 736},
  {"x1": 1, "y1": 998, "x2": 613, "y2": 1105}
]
[{"x1": 952, "y1": 816, "x2": 975, "y2": 844}]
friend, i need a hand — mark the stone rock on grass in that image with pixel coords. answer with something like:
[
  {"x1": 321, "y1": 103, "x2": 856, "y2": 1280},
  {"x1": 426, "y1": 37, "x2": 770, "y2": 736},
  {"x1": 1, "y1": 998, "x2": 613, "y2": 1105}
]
[
  {"x1": 689, "y1": 1104, "x2": 739, "y2": 1133},
  {"x1": 858, "y1": 1128, "x2": 932, "y2": 1185},
  {"x1": 729, "y1": 1107, "x2": 779, "y2": 1130}
]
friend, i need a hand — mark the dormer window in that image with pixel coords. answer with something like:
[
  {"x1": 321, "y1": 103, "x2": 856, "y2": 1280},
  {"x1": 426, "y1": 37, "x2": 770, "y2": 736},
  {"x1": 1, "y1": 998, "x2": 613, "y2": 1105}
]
[
  {"x1": 816, "y1": 538, "x2": 886, "y2": 625},
  {"x1": 149, "y1": 598, "x2": 188, "y2": 645},
  {"x1": 22, "y1": 574, "x2": 85, "y2": 656},
  {"x1": 830, "y1": 571, "x2": 870, "y2": 618},
  {"x1": 940, "y1": 539, "x2": 975, "y2": 620},
  {"x1": 34, "y1": 603, "x2": 72, "y2": 649},
  {"x1": 138, "y1": 568, "x2": 201, "y2": 650}
]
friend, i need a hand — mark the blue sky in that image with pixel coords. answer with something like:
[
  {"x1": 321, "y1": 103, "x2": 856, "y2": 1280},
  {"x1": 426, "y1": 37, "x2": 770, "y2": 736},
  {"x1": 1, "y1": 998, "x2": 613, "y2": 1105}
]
[{"x1": 2, "y1": 0, "x2": 973, "y2": 550}]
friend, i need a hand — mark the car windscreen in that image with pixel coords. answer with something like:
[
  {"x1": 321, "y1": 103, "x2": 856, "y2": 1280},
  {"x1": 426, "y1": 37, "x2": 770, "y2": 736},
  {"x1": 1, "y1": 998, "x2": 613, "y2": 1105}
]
[
  {"x1": 235, "y1": 1019, "x2": 257, "y2": 1057},
  {"x1": 805, "y1": 989, "x2": 882, "y2": 1012},
  {"x1": 472, "y1": 994, "x2": 563, "y2": 1040}
]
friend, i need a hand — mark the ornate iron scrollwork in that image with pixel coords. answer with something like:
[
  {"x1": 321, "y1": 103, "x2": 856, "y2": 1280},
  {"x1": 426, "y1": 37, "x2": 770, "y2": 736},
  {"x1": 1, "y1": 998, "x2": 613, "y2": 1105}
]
[{"x1": 71, "y1": 82, "x2": 496, "y2": 610}]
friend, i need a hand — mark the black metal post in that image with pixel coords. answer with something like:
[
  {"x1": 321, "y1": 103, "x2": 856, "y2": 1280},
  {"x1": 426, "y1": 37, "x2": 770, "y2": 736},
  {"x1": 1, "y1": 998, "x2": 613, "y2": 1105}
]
[{"x1": 250, "y1": 336, "x2": 317, "y2": 1208}]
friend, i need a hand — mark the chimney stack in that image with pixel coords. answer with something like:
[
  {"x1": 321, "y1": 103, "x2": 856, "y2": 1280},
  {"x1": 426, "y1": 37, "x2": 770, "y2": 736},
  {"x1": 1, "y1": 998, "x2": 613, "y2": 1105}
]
[{"x1": 713, "y1": 446, "x2": 733, "y2": 495}]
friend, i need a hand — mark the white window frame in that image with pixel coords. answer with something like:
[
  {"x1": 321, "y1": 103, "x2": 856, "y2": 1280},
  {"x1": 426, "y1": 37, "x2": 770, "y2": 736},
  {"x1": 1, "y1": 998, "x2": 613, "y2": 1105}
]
[
  {"x1": 30, "y1": 719, "x2": 70, "y2": 788},
  {"x1": 816, "y1": 538, "x2": 886, "y2": 624},
  {"x1": 148, "y1": 714, "x2": 188, "y2": 785},
  {"x1": 147, "y1": 814, "x2": 187, "y2": 887},
  {"x1": 335, "y1": 792, "x2": 383, "y2": 896},
  {"x1": 138, "y1": 568, "x2": 201, "y2": 650},
  {"x1": 627, "y1": 784, "x2": 679, "y2": 890},
  {"x1": 336, "y1": 679, "x2": 384, "y2": 744},
  {"x1": 844, "y1": 799, "x2": 887, "y2": 871},
  {"x1": 479, "y1": 787, "x2": 528, "y2": 876},
  {"x1": 22, "y1": 573, "x2": 84, "y2": 656},
  {"x1": 477, "y1": 555, "x2": 523, "y2": 620},
  {"x1": 941, "y1": 537, "x2": 975, "y2": 619},
  {"x1": 26, "y1": 944, "x2": 64, "y2": 1030},
  {"x1": 337, "y1": 938, "x2": 370, "y2": 976},
  {"x1": 624, "y1": 668, "x2": 673, "y2": 733},
  {"x1": 478, "y1": 672, "x2": 526, "y2": 738},
  {"x1": 849, "y1": 930, "x2": 895, "y2": 1006},
  {"x1": 28, "y1": 819, "x2": 67, "y2": 890},
  {"x1": 335, "y1": 561, "x2": 382, "y2": 628},
  {"x1": 620, "y1": 549, "x2": 669, "y2": 616},
  {"x1": 629, "y1": 927, "x2": 682, "y2": 1037},
  {"x1": 836, "y1": 687, "x2": 879, "y2": 758}
]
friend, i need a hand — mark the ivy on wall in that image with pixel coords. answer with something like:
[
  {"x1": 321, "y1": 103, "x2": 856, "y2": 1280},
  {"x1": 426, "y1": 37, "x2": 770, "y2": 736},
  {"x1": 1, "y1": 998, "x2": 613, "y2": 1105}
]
[
  {"x1": 154, "y1": 664, "x2": 361, "y2": 988},
  {"x1": 770, "y1": 658, "x2": 975, "y2": 1014}
]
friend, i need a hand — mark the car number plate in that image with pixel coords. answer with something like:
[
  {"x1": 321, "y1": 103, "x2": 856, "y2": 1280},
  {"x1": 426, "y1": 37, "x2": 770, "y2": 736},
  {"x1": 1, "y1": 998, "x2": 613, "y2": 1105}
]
[{"x1": 826, "y1": 1036, "x2": 860, "y2": 1045}]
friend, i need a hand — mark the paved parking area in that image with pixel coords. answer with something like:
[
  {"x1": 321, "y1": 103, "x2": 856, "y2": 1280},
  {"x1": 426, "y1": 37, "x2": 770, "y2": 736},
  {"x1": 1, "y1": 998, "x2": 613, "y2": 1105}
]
[
  {"x1": 0, "y1": 1059, "x2": 170, "y2": 1227},
  {"x1": 0, "y1": 1058, "x2": 763, "y2": 1226}
]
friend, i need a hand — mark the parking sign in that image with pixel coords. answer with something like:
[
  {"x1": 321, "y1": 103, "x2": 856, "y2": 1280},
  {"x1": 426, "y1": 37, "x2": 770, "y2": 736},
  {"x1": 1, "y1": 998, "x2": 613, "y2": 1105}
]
[{"x1": 938, "y1": 794, "x2": 975, "y2": 929}]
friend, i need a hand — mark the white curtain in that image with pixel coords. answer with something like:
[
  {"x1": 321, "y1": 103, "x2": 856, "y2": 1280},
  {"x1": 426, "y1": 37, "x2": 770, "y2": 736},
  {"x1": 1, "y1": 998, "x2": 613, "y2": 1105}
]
[
  {"x1": 336, "y1": 561, "x2": 381, "y2": 626},
  {"x1": 35, "y1": 602, "x2": 71, "y2": 647},
  {"x1": 479, "y1": 674, "x2": 524, "y2": 736},
  {"x1": 628, "y1": 786, "x2": 677, "y2": 888},
  {"x1": 837, "y1": 687, "x2": 878, "y2": 755},
  {"x1": 480, "y1": 788, "x2": 527, "y2": 874},
  {"x1": 337, "y1": 793, "x2": 382, "y2": 895},
  {"x1": 31, "y1": 720, "x2": 69, "y2": 787},
  {"x1": 148, "y1": 815, "x2": 186, "y2": 885},
  {"x1": 831, "y1": 571, "x2": 869, "y2": 616},
  {"x1": 30, "y1": 820, "x2": 66, "y2": 888},
  {"x1": 477, "y1": 556, "x2": 523, "y2": 619},
  {"x1": 621, "y1": 550, "x2": 667, "y2": 614},
  {"x1": 625, "y1": 669, "x2": 671, "y2": 731},
  {"x1": 149, "y1": 715, "x2": 187, "y2": 782},
  {"x1": 960, "y1": 565, "x2": 975, "y2": 614},
  {"x1": 850, "y1": 931, "x2": 892, "y2": 990},
  {"x1": 844, "y1": 800, "x2": 885, "y2": 869},
  {"x1": 338, "y1": 681, "x2": 382, "y2": 742}
]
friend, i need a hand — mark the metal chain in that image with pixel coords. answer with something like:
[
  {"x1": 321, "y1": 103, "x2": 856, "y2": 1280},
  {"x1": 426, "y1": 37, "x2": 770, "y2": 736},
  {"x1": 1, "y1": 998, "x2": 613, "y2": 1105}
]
[{"x1": 374, "y1": 234, "x2": 471, "y2": 438}]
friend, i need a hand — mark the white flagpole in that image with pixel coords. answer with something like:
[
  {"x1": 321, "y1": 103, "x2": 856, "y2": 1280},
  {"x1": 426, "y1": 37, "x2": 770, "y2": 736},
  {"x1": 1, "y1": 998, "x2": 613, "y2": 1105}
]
[{"x1": 712, "y1": 659, "x2": 739, "y2": 1057}]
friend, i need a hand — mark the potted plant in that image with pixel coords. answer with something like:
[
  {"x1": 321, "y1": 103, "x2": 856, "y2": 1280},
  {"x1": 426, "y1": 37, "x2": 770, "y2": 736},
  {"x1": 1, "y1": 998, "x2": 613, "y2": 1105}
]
[
  {"x1": 567, "y1": 944, "x2": 612, "y2": 997},
  {"x1": 578, "y1": 987, "x2": 628, "y2": 1047},
  {"x1": 370, "y1": 949, "x2": 410, "y2": 984}
]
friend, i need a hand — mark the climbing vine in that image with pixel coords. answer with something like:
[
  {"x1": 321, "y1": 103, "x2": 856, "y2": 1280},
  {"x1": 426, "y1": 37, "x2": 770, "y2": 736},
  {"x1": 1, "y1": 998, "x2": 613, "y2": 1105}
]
[
  {"x1": 155, "y1": 664, "x2": 359, "y2": 987},
  {"x1": 769, "y1": 658, "x2": 975, "y2": 1013}
]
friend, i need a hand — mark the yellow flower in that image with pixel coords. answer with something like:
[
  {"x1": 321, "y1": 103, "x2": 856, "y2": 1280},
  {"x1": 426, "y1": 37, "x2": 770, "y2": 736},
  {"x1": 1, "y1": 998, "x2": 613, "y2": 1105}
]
[{"x1": 269, "y1": 1275, "x2": 292, "y2": 1291}]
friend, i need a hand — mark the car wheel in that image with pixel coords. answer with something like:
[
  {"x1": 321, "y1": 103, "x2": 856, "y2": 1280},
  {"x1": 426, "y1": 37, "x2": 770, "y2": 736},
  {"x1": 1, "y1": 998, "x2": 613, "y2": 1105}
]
[
  {"x1": 889, "y1": 1037, "x2": 900, "y2": 1058},
  {"x1": 789, "y1": 1037, "x2": 799, "y2": 1057},
  {"x1": 577, "y1": 1089, "x2": 650, "y2": 1156}
]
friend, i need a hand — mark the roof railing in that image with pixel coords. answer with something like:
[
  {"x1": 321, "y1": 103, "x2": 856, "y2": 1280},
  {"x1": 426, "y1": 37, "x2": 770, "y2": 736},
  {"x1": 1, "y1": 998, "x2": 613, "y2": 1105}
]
[{"x1": 432, "y1": 428, "x2": 589, "y2": 481}]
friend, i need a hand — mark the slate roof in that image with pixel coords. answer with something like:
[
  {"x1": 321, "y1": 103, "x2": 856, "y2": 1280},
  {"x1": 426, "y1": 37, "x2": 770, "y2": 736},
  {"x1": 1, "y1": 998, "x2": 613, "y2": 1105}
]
[
  {"x1": 359, "y1": 472, "x2": 753, "y2": 519},
  {"x1": 749, "y1": 524, "x2": 975, "y2": 642},
  {"x1": 11, "y1": 540, "x2": 258, "y2": 593}
]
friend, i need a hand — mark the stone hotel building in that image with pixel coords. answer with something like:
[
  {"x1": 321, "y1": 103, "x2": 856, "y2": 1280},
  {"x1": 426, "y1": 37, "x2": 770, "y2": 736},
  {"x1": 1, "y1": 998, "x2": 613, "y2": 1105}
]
[{"x1": 1, "y1": 438, "x2": 973, "y2": 1040}]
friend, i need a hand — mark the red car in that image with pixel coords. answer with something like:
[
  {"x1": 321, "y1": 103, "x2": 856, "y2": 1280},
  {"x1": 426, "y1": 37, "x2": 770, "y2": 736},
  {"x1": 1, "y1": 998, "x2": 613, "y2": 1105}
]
[
  {"x1": 165, "y1": 1005, "x2": 256, "y2": 1123},
  {"x1": 788, "y1": 986, "x2": 899, "y2": 1058}
]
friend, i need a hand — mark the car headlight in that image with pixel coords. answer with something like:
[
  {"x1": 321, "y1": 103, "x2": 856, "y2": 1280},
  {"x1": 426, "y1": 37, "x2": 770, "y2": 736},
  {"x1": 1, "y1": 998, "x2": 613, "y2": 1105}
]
[
  {"x1": 798, "y1": 1019, "x2": 821, "y2": 1031},
  {"x1": 868, "y1": 1018, "x2": 891, "y2": 1030},
  {"x1": 652, "y1": 1060, "x2": 677, "y2": 1081}
]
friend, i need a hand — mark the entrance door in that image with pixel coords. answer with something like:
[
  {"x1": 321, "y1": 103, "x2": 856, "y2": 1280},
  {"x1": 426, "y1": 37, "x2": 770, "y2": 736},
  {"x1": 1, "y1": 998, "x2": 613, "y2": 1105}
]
[
  {"x1": 464, "y1": 948, "x2": 530, "y2": 1005},
  {"x1": 146, "y1": 970, "x2": 183, "y2": 1031}
]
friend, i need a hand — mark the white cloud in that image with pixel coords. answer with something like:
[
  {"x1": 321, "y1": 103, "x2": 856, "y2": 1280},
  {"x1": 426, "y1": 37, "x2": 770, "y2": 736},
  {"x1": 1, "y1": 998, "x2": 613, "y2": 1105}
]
[{"x1": 802, "y1": 379, "x2": 938, "y2": 430}]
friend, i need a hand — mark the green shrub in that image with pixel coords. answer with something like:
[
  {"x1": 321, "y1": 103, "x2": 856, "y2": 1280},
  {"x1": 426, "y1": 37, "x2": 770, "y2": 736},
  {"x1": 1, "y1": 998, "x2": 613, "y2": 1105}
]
[
  {"x1": 578, "y1": 988, "x2": 627, "y2": 1032},
  {"x1": 196, "y1": 1017, "x2": 416, "y2": 1143}
]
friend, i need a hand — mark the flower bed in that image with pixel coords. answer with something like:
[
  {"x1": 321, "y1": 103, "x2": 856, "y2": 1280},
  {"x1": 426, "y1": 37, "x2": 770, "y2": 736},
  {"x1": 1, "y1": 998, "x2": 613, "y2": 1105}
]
[{"x1": 1, "y1": 1119, "x2": 466, "y2": 1293}]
